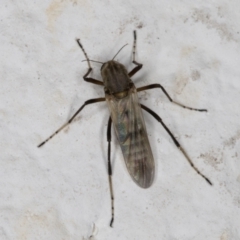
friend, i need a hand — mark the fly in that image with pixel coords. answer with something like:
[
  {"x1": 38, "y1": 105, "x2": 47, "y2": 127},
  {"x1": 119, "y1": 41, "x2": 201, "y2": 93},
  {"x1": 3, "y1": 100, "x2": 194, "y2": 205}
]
[{"x1": 38, "y1": 30, "x2": 212, "y2": 227}]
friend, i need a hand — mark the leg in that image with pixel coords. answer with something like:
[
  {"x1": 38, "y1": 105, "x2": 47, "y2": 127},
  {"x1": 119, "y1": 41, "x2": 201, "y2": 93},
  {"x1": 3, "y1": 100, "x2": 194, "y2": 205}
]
[
  {"x1": 38, "y1": 97, "x2": 105, "y2": 147},
  {"x1": 107, "y1": 117, "x2": 114, "y2": 227},
  {"x1": 140, "y1": 104, "x2": 212, "y2": 185},
  {"x1": 128, "y1": 30, "x2": 143, "y2": 78},
  {"x1": 76, "y1": 39, "x2": 103, "y2": 86},
  {"x1": 88, "y1": 223, "x2": 96, "y2": 239},
  {"x1": 137, "y1": 84, "x2": 207, "y2": 112}
]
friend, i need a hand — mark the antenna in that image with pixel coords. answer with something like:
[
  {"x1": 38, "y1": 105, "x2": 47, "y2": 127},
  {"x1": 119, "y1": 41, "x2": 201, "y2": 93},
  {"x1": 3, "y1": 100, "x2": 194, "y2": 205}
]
[
  {"x1": 112, "y1": 44, "x2": 128, "y2": 60},
  {"x1": 82, "y1": 59, "x2": 104, "y2": 64}
]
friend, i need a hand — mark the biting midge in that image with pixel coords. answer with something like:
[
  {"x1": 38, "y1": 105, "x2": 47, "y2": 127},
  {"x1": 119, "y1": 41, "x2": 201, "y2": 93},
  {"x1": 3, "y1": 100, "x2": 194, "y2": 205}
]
[{"x1": 38, "y1": 30, "x2": 212, "y2": 227}]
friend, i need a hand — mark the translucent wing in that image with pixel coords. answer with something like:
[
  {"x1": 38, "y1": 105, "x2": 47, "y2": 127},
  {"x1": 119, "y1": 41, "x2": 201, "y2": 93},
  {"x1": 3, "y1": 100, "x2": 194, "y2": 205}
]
[{"x1": 106, "y1": 86, "x2": 155, "y2": 188}]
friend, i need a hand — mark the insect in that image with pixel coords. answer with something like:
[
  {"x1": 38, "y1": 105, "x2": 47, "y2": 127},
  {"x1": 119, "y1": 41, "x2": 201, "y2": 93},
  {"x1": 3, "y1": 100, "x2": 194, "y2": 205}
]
[{"x1": 38, "y1": 30, "x2": 212, "y2": 227}]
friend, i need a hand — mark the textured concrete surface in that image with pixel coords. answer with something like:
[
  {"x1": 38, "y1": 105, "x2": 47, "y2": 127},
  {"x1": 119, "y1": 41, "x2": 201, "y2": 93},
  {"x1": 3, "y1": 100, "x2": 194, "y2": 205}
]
[{"x1": 0, "y1": 1, "x2": 240, "y2": 239}]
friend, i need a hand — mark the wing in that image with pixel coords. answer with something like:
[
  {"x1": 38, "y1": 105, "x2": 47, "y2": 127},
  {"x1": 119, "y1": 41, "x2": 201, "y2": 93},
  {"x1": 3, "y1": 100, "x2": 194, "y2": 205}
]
[{"x1": 106, "y1": 86, "x2": 155, "y2": 188}]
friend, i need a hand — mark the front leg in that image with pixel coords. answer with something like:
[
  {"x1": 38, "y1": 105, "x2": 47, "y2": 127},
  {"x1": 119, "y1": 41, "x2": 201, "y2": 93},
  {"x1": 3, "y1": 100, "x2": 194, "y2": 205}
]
[
  {"x1": 76, "y1": 39, "x2": 103, "y2": 86},
  {"x1": 128, "y1": 30, "x2": 143, "y2": 78}
]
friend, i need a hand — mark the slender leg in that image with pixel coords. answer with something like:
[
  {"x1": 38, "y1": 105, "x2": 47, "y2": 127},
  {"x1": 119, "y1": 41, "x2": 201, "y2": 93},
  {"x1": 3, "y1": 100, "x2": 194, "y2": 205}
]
[
  {"x1": 137, "y1": 84, "x2": 207, "y2": 112},
  {"x1": 88, "y1": 223, "x2": 96, "y2": 239},
  {"x1": 107, "y1": 116, "x2": 114, "y2": 227},
  {"x1": 38, "y1": 98, "x2": 105, "y2": 147},
  {"x1": 107, "y1": 117, "x2": 114, "y2": 227},
  {"x1": 140, "y1": 104, "x2": 212, "y2": 185},
  {"x1": 76, "y1": 39, "x2": 103, "y2": 86},
  {"x1": 128, "y1": 30, "x2": 143, "y2": 78}
]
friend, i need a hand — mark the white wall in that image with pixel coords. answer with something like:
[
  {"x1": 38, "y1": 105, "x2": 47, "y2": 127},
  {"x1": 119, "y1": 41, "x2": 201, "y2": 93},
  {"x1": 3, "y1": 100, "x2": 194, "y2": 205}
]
[{"x1": 0, "y1": 1, "x2": 240, "y2": 239}]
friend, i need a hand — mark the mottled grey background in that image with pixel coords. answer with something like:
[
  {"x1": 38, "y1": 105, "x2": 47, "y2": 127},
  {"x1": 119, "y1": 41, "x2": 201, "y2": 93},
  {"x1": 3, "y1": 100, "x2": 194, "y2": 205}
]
[{"x1": 0, "y1": 1, "x2": 240, "y2": 239}]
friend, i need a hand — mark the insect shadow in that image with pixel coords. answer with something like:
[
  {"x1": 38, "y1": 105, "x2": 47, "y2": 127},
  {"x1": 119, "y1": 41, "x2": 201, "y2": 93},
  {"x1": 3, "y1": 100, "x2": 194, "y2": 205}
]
[{"x1": 38, "y1": 30, "x2": 212, "y2": 227}]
